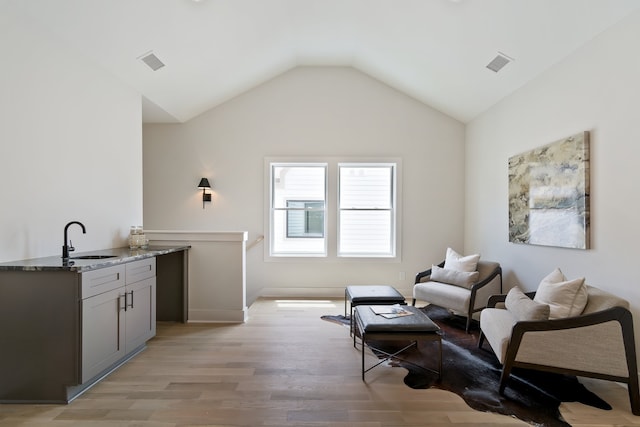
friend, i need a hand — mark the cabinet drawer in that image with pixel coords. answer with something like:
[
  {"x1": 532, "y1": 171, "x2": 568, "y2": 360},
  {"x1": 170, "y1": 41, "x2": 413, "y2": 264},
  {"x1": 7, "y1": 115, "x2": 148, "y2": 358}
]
[
  {"x1": 81, "y1": 265, "x2": 125, "y2": 299},
  {"x1": 126, "y1": 257, "x2": 156, "y2": 284}
]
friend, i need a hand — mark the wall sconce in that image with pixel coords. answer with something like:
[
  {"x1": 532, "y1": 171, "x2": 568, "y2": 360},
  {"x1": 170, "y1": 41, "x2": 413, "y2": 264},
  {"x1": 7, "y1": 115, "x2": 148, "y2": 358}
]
[{"x1": 198, "y1": 178, "x2": 212, "y2": 209}]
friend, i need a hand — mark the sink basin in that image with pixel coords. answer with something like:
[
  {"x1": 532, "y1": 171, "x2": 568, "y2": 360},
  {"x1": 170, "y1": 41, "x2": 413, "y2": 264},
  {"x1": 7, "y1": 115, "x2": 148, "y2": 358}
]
[{"x1": 71, "y1": 255, "x2": 118, "y2": 260}]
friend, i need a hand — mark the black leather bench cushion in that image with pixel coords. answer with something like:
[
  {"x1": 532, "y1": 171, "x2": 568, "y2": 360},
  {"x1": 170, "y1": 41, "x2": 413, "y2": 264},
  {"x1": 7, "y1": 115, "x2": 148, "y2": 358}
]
[
  {"x1": 356, "y1": 305, "x2": 440, "y2": 333},
  {"x1": 346, "y1": 285, "x2": 405, "y2": 303}
]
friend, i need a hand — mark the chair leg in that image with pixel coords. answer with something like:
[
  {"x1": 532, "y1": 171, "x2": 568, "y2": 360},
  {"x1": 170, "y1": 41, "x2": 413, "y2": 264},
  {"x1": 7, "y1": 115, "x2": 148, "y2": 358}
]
[
  {"x1": 629, "y1": 379, "x2": 640, "y2": 416},
  {"x1": 498, "y1": 362, "x2": 513, "y2": 395},
  {"x1": 628, "y1": 370, "x2": 640, "y2": 416},
  {"x1": 344, "y1": 288, "x2": 348, "y2": 317},
  {"x1": 465, "y1": 316, "x2": 472, "y2": 333},
  {"x1": 477, "y1": 330, "x2": 485, "y2": 349},
  {"x1": 620, "y1": 308, "x2": 639, "y2": 415},
  {"x1": 411, "y1": 298, "x2": 416, "y2": 306}
]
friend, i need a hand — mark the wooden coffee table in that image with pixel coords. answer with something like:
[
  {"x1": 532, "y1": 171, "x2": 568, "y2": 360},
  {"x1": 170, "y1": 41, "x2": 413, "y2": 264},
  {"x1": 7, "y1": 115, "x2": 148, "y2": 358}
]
[{"x1": 353, "y1": 305, "x2": 442, "y2": 381}]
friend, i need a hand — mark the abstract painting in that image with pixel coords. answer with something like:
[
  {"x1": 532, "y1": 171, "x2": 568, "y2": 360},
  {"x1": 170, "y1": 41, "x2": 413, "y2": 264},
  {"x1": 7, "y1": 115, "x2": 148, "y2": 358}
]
[{"x1": 508, "y1": 131, "x2": 590, "y2": 249}]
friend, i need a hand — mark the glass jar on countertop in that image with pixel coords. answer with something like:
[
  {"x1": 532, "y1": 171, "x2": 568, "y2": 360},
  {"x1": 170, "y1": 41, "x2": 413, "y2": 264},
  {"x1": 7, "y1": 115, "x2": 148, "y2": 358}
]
[{"x1": 129, "y1": 226, "x2": 148, "y2": 249}]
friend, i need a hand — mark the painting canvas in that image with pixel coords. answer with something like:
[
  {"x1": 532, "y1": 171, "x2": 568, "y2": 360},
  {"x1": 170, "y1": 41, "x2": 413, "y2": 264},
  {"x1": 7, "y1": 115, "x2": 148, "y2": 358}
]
[{"x1": 508, "y1": 131, "x2": 590, "y2": 249}]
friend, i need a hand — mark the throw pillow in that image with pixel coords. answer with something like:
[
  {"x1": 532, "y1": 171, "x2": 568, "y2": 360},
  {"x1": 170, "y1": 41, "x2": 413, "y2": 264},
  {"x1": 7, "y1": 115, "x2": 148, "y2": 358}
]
[
  {"x1": 430, "y1": 264, "x2": 480, "y2": 289},
  {"x1": 443, "y1": 247, "x2": 480, "y2": 272},
  {"x1": 505, "y1": 287, "x2": 550, "y2": 321},
  {"x1": 533, "y1": 268, "x2": 588, "y2": 319}
]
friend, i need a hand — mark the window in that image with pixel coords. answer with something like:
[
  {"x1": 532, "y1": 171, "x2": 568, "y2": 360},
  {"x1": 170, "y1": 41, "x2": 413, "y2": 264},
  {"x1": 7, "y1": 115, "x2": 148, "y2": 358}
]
[
  {"x1": 267, "y1": 159, "x2": 399, "y2": 259},
  {"x1": 338, "y1": 164, "x2": 395, "y2": 257},
  {"x1": 270, "y1": 164, "x2": 327, "y2": 256}
]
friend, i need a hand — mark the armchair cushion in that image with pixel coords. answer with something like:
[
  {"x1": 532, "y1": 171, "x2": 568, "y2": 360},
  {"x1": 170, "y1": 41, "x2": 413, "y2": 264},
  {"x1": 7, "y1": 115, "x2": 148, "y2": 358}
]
[
  {"x1": 444, "y1": 247, "x2": 480, "y2": 273},
  {"x1": 430, "y1": 264, "x2": 479, "y2": 289},
  {"x1": 533, "y1": 268, "x2": 588, "y2": 319},
  {"x1": 505, "y1": 287, "x2": 550, "y2": 321},
  {"x1": 478, "y1": 307, "x2": 514, "y2": 363}
]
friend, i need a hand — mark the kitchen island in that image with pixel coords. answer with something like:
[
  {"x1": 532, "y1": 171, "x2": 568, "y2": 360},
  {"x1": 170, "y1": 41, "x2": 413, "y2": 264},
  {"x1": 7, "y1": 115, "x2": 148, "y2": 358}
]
[{"x1": 0, "y1": 245, "x2": 189, "y2": 403}]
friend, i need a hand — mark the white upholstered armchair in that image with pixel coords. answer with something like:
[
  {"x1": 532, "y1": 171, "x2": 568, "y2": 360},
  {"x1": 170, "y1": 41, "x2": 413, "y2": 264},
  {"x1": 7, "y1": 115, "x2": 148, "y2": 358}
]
[
  {"x1": 412, "y1": 259, "x2": 502, "y2": 333},
  {"x1": 478, "y1": 284, "x2": 640, "y2": 415}
]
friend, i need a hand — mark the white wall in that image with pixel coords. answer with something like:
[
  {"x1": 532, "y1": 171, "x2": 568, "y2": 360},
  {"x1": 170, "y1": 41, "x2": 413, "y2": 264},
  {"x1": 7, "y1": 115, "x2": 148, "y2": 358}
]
[
  {"x1": 0, "y1": 4, "x2": 143, "y2": 263},
  {"x1": 466, "y1": 11, "x2": 640, "y2": 349},
  {"x1": 143, "y1": 66, "x2": 465, "y2": 302}
]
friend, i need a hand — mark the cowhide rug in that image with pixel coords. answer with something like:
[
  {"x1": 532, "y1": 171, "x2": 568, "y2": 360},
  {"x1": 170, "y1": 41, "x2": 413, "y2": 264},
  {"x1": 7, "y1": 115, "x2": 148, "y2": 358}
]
[{"x1": 322, "y1": 305, "x2": 611, "y2": 427}]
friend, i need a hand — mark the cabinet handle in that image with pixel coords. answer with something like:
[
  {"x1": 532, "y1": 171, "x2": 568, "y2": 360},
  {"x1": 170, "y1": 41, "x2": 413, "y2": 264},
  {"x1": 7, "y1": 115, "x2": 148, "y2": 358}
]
[
  {"x1": 128, "y1": 290, "x2": 134, "y2": 309},
  {"x1": 120, "y1": 293, "x2": 127, "y2": 311}
]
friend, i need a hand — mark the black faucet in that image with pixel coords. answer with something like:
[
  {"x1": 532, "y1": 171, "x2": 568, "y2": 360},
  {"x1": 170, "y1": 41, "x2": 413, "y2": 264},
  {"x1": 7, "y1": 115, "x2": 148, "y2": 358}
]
[{"x1": 62, "y1": 221, "x2": 86, "y2": 259}]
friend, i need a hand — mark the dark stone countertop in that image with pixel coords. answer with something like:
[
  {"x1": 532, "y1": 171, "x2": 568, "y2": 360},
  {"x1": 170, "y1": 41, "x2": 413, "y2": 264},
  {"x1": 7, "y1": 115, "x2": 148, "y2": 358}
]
[{"x1": 0, "y1": 245, "x2": 190, "y2": 272}]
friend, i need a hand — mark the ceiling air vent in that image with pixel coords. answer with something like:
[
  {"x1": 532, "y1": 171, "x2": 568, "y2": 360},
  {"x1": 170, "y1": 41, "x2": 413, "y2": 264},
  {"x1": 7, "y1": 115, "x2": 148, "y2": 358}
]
[
  {"x1": 486, "y1": 52, "x2": 513, "y2": 73},
  {"x1": 139, "y1": 51, "x2": 165, "y2": 71}
]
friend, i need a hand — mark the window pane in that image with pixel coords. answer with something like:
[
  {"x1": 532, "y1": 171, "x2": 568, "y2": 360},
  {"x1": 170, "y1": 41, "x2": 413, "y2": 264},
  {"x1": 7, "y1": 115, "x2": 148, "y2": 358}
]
[
  {"x1": 273, "y1": 210, "x2": 326, "y2": 254},
  {"x1": 338, "y1": 164, "x2": 395, "y2": 257},
  {"x1": 339, "y1": 211, "x2": 392, "y2": 255},
  {"x1": 273, "y1": 166, "x2": 325, "y2": 208},
  {"x1": 340, "y1": 167, "x2": 392, "y2": 209},
  {"x1": 271, "y1": 164, "x2": 326, "y2": 256}
]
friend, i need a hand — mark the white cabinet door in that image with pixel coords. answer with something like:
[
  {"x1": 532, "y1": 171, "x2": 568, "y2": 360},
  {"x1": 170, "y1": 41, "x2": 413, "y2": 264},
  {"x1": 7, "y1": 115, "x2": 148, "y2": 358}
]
[
  {"x1": 81, "y1": 287, "x2": 125, "y2": 383},
  {"x1": 124, "y1": 277, "x2": 156, "y2": 352}
]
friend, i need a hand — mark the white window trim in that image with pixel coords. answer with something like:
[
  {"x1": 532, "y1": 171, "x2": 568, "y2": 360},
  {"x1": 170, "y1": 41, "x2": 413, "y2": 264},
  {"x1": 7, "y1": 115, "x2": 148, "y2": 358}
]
[{"x1": 264, "y1": 157, "x2": 402, "y2": 263}]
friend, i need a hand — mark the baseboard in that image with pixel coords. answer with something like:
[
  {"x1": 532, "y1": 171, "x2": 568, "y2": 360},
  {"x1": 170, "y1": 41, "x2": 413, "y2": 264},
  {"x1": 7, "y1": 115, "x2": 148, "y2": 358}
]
[
  {"x1": 259, "y1": 287, "x2": 344, "y2": 299},
  {"x1": 188, "y1": 307, "x2": 248, "y2": 323},
  {"x1": 258, "y1": 287, "x2": 412, "y2": 300}
]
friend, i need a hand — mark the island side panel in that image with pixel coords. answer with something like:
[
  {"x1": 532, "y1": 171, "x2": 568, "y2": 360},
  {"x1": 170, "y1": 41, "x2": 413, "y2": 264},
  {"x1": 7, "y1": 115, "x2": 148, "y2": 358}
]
[
  {"x1": 155, "y1": 250, "x2": 186, "y2": 322},
  {"x1": 0, "y1": 270, "x2": 80, "y2": 403}
]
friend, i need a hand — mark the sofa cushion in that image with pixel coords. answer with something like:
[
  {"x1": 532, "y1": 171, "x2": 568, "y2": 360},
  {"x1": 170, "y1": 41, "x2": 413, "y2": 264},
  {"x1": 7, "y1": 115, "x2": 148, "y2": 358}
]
[
  {"x1": 430, "y1": 265, "x2": 479, "y2": 289},
  {"x1": 533, "y1": 268, "x2": 588, "y2": 319},
  {"x1": 479, "y1": 308, "x2": 516, "y2": 364},
  {"x1": 443, "y1": 247, "x2": 480, "y2": 273},
  {"x1": 413, "y1": 281, "x2": 471, "y2": 314},
  {"x1": 505, "y1": 287, "x2": 550, "y2": 321},
  {"x1": 582, "y1": 285, "x2": 629, "y2": 313}
]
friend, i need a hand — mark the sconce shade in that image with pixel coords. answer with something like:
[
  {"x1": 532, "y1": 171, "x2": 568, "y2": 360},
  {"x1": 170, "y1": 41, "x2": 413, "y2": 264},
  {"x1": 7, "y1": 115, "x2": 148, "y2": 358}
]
[{"x1": 198, "y1": 178, "x2": 211, "y2": 189}]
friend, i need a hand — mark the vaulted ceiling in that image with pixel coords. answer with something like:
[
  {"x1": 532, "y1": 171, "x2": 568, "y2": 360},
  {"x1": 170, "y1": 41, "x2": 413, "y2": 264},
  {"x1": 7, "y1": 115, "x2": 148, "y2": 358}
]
[{"x1": 7, "y1": 0, "x2": 640, "y2": 123}]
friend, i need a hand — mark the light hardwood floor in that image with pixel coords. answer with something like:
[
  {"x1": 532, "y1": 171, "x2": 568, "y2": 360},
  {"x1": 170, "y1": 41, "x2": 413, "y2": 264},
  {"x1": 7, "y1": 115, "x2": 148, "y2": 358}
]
[{"x1": 0, "y1": 298, "x2": 638, "y2": 426}]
